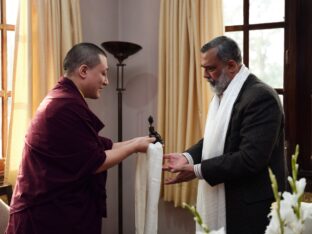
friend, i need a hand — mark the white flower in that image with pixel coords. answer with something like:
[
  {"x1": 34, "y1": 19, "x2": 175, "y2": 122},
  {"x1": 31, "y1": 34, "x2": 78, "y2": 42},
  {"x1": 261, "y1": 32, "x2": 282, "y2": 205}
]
[
  {"x1": 285, "y1": 220, "x2": 303, "y2": 234},
  {"x1": 295, "y1": 178, "x2": 306, "y2": 196},
  {"x1": 209, "y1": 227, "x2": 225, "y2": 234},
  {"x1": 265, "y1": 210, "x2": 280, "y2": 234},
  {"x1": 266, "y1": 145, "x2": 312, "y2": 234},
  {"x1": 301, "y1": 202, "x2": 312, "y2": 220},
  {"x1": 280, "y1": 192, "x2": 298, "y2": 221},
  {"x1": 282, "y1": 191, "x2": 298, "y2": 207}
]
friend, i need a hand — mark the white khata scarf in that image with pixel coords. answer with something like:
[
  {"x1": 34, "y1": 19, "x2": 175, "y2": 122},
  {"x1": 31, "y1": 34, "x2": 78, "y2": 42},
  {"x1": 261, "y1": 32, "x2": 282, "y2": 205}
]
[
  {"x1": 135, "y1": 142, "x2": 163, "y2": 234},
  {"x1": 196, "y1": 65, "x2": 250, "y2": 233}
]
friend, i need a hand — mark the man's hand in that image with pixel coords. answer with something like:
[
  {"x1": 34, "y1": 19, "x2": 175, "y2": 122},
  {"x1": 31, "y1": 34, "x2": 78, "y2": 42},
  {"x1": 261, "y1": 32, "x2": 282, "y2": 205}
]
[
  {"x1": 163, "y1": 153, "x2": 196, "y2": 184},
  {"x1": 165, "y1": 169, "x2": 196, "y2": 184},
  {"x1": 163, "y1": 153, "x2": 188, "y2": 172}
]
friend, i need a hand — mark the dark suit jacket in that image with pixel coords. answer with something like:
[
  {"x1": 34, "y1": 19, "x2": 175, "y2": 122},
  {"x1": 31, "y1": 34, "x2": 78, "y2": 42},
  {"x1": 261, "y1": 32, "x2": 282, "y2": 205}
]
[{"x1": 186, "y1": 74, "x2": 287, "y2": 234}]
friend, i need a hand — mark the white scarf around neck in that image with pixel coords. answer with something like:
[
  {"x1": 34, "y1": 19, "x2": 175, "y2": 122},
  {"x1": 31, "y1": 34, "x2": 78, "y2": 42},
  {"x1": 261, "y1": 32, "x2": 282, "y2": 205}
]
[{"x1": 196, "y1": 64, "x2": 250, "y2": 233}]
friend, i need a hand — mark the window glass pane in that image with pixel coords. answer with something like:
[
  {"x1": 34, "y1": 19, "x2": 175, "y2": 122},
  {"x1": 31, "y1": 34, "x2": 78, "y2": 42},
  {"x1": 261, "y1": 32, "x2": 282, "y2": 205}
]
[
  {"x1": 224, "y1": 31, "x2": 244, "y2": 60},
  {"x1": 250, "y1": 0, "x2": 285, "y2": 24},
  {"x1": 249, "y1": 28, "x2": 284, "y2": 89},
  {"x1": 7, "y1": 31, "x2": 15, "y2": 91},
  {"x1": 223, "y1": 0, "x2": 243, "y2": 25},
  {"x1": 6, "y1": 0, "x2": 19, "y2": 25}
]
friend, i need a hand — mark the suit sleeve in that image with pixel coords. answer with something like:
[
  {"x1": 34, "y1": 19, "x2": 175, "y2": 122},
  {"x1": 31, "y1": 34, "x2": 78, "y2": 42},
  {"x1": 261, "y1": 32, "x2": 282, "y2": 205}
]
[
  {"x1": 201, "y1": 88, "x2": 283, "y2": 186},
  {"x1": 185, "y1": 139, "x2": 203, "y2": 164}
]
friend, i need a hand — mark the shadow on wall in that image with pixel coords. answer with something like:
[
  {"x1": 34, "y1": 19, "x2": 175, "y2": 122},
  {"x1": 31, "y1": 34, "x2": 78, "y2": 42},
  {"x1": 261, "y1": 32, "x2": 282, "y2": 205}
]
[{"x1": 124, "y1": 71, "x2": 157, "y2": 108}]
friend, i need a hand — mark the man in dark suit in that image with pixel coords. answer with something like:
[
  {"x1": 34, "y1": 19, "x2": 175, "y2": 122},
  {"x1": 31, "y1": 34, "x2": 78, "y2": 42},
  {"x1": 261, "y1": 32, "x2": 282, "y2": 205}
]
[{"x1": 163, "y1": 36, "x2": 287, "y2": 234}]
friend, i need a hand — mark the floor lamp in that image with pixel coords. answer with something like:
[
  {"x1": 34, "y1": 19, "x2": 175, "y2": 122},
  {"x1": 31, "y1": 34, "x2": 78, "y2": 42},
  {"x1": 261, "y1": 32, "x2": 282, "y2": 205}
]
[{"x1": 101, "y1": 41, "x2": 142, "y2": 234}]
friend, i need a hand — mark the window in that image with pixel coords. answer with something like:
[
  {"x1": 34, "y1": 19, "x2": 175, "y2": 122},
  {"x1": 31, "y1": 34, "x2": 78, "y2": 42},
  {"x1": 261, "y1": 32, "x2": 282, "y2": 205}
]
[
  {"x1": 223, "y1": 0, "x2": 285, "y2": 145},
  {"x1": 223, "y1": 0, "x2": 286, "y2": 156},
  {"x1": 223, "y1": 0, "x2": 285, "y2": 94},
  {"x1": 0, "y1": 0, "x2": 18, "y2": 173}
]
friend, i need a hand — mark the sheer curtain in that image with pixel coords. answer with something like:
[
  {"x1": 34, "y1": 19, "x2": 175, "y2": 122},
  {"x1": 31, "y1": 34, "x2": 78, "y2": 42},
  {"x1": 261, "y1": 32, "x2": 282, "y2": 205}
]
[
  {"x1": 158, "y1": 0, "x2": 223, "y2": 207},
  {"x1": 5, "y1": 0, "x2": 82, "y2": 185}
]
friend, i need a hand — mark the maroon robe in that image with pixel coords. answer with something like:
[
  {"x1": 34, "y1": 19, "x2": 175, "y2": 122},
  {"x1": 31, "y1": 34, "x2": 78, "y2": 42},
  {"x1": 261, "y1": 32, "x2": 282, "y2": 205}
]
[{"x1": 6, "y1": 77, "x2": 112, "y2": 234}]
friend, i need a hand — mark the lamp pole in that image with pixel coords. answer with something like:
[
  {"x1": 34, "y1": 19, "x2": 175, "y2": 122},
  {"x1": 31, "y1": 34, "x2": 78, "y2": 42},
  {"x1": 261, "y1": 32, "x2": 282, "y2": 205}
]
[
  {"x1": 101, "y1": 41, "x2": 142, "y2": 234},
  {"x1": 116, "y1": 62, "x2": 124, "y2": 234}
]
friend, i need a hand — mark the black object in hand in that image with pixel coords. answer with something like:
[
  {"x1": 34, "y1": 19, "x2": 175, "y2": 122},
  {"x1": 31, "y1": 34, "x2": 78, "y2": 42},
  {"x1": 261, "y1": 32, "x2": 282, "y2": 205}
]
[{"x1": 148, "y1": 116, "x2": 164, "y2": 144}]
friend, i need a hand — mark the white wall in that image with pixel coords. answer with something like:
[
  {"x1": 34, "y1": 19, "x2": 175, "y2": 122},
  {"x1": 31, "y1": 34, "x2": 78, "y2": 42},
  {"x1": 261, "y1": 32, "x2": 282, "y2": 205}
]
[{"x1": 80, "y1": 0, "x2": 194, "y2": 233}]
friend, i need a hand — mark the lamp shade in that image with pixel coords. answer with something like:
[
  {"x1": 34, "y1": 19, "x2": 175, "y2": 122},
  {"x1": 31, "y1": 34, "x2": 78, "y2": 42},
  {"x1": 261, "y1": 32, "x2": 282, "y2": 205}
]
[{"x1": 101, "y1": 41, "x2": 142, "y2": 64}]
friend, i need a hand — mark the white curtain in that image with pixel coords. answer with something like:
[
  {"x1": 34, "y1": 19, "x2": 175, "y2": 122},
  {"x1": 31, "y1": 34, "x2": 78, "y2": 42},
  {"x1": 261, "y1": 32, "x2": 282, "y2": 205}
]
[{"x1": 5, "y1": 0, "x2": 82, "y2": 185}]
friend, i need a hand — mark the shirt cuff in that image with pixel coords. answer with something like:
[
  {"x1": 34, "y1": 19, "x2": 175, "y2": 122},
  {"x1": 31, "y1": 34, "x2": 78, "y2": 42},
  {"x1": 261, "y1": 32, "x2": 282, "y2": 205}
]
[
  {"x1": 194, "y1": 164, "x2": 203, "y2": 179},
  {"x1": 182, "y1": 152, "x2": 194, "y2": 165}
]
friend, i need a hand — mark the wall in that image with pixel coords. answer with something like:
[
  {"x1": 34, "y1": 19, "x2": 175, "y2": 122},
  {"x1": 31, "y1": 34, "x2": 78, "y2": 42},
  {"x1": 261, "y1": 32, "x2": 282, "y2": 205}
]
[
  {"x1": 79, "y1": 0, "x2": 194, "y2": 233},
  {"x1": 118, "y1": 0, "x2": 159, "y2": 233},
  {"x1": 80, "y1": 1, "x2": 119, "y2": 233}
]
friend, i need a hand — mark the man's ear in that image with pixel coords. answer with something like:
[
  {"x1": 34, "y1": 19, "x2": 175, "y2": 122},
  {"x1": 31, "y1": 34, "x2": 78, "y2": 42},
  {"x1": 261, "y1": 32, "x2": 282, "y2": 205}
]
[
  {"x1": 227, "y1": 60, "x2": 238, "y2": 72},
  {"x1": 227, "y1": 60, "x2": 241, "y2": 77},
  {"x1": 78, "y1": 64, "x2": 88, "y2": 79}
]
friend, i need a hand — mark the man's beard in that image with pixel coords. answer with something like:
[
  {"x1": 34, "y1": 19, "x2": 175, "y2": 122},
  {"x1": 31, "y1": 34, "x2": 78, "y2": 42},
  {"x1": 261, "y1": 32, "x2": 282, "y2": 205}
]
[{"x1": 207, "y1": 69, "x2": 231, "y2": 96}]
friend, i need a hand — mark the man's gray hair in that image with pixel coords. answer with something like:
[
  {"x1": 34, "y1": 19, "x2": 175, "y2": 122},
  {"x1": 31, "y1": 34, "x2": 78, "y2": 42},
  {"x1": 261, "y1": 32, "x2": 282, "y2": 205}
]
[
  {"x1": 201, "y1": 36, "x2": 242, "y2": 64},
  {"x1": 63, "y1": 43, "x2": 107, "y2": 75}
]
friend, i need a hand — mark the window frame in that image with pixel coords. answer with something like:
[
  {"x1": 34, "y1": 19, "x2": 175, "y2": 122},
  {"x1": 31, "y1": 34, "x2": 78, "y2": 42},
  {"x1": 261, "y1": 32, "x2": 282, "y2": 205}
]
[
  {"x1": 224, "y1": 0, "x2": 285, "y2": 95},
  {"x1": 285, "y1": 0, "x2": 312, "y2": 190},
  {"x1": 0, "y1": 0, "x2": 15, "y2": 172}
]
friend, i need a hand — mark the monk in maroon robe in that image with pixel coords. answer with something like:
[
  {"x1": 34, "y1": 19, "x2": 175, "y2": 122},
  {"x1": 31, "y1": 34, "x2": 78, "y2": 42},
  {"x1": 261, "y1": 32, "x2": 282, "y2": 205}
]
[{"x1": 5, "y1": 43, "x2": 154, "y2": 234}]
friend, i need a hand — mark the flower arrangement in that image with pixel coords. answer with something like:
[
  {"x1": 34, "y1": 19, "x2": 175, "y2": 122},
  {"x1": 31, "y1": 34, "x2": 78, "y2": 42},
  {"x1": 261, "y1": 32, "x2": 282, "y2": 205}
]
[
  {"x1": 265, "y1": 145, "x2": 312, "y2": 234},
  {"x1": 183, "y1": 145, "x2": 312, "y2": 234}
]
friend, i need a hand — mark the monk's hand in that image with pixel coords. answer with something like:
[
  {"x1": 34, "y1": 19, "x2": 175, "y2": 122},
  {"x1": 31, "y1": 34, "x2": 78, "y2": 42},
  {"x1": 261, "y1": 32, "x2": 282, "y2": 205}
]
[
  {"x1": 134, "y1": 136, "x2": 156, "y2": 153},
  {"x1": 165, "y1": 167, "x2": 196, "y2": 184},
  {"x1": 163, "y1": 153, "x2": 188, "y2": 172}
]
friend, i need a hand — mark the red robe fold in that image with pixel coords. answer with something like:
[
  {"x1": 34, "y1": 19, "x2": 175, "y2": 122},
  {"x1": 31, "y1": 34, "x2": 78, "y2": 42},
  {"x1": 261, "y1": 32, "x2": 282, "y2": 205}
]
[{"x1": 6, "y1": 77, "x2": 112, "y2": 234}]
